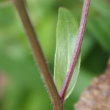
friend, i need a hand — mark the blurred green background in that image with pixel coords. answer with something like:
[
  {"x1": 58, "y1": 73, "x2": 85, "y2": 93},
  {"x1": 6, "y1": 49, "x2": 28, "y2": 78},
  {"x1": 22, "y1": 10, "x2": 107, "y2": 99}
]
[{"x1": 0, "y1": 0, "x2": 110, "y2": 110}]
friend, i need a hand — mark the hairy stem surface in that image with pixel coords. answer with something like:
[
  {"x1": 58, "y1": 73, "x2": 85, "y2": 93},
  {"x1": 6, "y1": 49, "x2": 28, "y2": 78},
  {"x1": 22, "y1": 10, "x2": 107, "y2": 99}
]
[
  {"x1": 60, "y1": 0, "x2": 91, "y2": 101},
  {"x1": 13, "y1": 0, "x2": 63, "y2": 110}
]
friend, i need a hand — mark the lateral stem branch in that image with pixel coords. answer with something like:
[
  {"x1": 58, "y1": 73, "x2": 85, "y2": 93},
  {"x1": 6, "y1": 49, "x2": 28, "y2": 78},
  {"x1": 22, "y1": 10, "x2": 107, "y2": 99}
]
[{"x1": 60, "y1": 0, "x2": 91, "y2": 101}]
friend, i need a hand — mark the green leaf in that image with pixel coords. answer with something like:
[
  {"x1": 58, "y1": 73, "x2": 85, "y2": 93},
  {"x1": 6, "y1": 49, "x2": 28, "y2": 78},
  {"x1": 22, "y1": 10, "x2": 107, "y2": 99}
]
[{"x1": 54, "y1": 8, "x2": 81, "y2": 99}]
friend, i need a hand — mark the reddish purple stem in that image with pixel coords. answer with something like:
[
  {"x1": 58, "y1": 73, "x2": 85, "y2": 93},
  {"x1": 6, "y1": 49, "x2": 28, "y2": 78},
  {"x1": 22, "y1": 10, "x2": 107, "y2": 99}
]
[{"x1": 60, "y1": 0, "x2": 91, "y2": 101}]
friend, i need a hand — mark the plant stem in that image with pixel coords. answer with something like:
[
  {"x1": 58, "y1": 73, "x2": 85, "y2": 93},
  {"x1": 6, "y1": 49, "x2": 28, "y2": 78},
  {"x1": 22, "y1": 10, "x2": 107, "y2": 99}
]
[
  {"x1": 60, "y1": 0, "x2": 91, "y2": 101},
  {"x1": 13, "y1": 0, "x2": 63, "y2": 110}
]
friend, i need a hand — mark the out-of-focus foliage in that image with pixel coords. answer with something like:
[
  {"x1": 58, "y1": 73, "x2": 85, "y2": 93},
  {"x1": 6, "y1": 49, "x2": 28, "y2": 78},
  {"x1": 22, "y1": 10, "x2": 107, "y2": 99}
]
[
  {"x1": 0, "y1": 0, "x2": 8, "y2": 3},
  {"x1": 0, "y1": 0, "x2": 109, "y2": 110}
]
